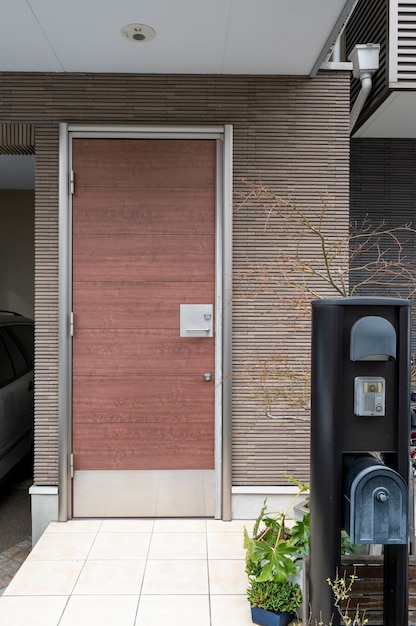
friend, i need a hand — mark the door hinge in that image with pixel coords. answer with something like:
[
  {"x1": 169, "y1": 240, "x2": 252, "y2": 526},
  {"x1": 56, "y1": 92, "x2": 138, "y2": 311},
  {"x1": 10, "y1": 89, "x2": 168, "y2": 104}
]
[
  {"x1": 70, "y1": 170, "x2": 75, "y2": 195},
  {"x1": 70, "y1": 453, "x2": 74, "y2": 478},
  {"x1": 69, "y1": 311, "x2": 74, "y2": 337}
]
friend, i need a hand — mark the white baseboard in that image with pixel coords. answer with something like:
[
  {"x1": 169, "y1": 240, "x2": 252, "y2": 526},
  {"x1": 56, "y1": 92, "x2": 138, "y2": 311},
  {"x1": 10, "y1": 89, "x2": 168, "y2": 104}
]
[{"x1": 29, "y1": 485, "x2": 59, "y2": 545}]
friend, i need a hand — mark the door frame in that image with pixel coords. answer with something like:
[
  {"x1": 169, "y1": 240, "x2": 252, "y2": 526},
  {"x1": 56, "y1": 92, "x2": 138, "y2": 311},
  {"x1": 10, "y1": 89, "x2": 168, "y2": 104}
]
[{"x1": 58, "y1": 124, "x2": 233, "y2": 520}]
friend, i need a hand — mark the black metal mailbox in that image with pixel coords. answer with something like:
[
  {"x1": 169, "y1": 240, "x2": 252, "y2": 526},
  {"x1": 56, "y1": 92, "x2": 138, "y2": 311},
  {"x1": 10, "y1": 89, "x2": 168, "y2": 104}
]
[
  {"x1": 310, "y1": 297, "x2": 411, "y2": 626},
  {"x1": 343, "y1": 454, "x2": 408, "y2": 545}
]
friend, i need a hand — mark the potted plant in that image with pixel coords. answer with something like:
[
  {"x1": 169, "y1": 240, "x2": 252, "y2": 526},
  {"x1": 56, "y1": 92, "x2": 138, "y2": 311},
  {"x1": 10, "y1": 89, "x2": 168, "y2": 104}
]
[
  {"x1": 248, "y1": 580, "x2": 302, "y2": 626},
  {"x1": 244, "y1": 477, "x2": 310, "y2": 626}
]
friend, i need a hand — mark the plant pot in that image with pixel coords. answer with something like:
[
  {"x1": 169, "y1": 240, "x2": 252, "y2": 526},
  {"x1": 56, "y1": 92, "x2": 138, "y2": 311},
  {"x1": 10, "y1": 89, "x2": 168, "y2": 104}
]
[{"x1": 250, "y1": 606, "x2": 296, "y2": 626}]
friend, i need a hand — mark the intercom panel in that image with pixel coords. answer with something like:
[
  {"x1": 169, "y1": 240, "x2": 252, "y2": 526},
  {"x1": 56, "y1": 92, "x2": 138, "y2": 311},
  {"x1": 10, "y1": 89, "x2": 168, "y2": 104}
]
[{"x1": 354, "y1": 376, "x2": 386, "y2": 416}]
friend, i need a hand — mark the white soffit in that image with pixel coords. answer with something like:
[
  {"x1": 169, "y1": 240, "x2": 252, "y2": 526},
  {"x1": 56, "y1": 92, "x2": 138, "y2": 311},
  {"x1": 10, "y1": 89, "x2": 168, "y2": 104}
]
[
  {"x1": 352, "y1": 92, "x2": 416, "y2": 139},
  {"x1": 0, "y1": 0, "x2": 350, "y2": 75}
]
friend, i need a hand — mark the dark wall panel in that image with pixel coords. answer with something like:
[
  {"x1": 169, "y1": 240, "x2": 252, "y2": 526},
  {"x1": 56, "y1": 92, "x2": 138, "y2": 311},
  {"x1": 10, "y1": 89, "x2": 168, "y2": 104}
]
[{"x1": 350, "y1": 138, "x2": 416, "y2": 350}]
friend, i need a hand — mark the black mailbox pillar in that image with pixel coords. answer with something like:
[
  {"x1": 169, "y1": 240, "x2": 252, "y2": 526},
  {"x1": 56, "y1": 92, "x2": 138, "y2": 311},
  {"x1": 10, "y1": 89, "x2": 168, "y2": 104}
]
[{"x1": 310, "y1": 297, "x2": 410, "y2": 626}]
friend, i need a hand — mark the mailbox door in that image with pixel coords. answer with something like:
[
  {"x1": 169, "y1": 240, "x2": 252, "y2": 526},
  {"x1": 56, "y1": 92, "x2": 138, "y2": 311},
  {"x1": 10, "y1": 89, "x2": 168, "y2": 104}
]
[{"x1": 349, "y1": 467, "x2": 408, "y2": 544}]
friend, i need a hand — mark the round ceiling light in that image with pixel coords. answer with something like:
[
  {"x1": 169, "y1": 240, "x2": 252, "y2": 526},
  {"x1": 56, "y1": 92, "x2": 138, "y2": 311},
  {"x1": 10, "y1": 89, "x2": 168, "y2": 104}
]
[{"x1": 121, "y1": 23, "x2": 156, "y2": 43}]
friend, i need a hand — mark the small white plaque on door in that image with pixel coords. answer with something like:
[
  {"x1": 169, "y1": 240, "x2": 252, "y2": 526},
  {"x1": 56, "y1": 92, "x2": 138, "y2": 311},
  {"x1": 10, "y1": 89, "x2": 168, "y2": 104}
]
[{"x1": 180, "y1": 304, "x2": 213, "y2": 337}]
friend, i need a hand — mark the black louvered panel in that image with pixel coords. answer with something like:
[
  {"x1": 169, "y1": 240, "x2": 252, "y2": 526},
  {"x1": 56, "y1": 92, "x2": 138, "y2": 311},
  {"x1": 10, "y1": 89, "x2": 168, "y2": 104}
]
[
  {"x1": 346, "y1": 0, "x2": 389, "y2": 125},
  {"x1": 0, "y1": 123, "x2": 35, "y2": 154},
  {"x1": 350, "y1": 138, "x2": 416, "y2": 350}
]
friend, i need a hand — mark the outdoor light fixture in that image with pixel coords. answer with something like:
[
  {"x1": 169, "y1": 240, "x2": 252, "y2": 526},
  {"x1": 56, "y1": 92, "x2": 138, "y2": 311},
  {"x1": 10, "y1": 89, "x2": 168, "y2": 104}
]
[
  {"x1": 348, "y1": 43, "x2": 380, "y2": 133},
  {"x1": 121, "y1": 23, "x2": 156, "y2": 43}
]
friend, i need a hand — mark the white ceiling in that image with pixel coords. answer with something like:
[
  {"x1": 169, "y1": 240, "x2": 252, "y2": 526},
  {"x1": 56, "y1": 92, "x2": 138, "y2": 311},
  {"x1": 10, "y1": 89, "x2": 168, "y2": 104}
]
[
  {"x1": 1, "y1": 0, "x2": 350, "y2": 76},
  {"x1": 1, "y1": 1, "x2": 409, "y2": 189},
  {"x1": 0, "y1": 0, "x2": 356, "y2": 189}
]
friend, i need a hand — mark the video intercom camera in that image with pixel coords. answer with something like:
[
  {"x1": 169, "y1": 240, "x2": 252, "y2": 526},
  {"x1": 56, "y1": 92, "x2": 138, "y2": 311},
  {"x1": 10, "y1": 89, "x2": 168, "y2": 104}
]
[{"x1": 354, "y1": 376, "x2": 386, "y2": 416}]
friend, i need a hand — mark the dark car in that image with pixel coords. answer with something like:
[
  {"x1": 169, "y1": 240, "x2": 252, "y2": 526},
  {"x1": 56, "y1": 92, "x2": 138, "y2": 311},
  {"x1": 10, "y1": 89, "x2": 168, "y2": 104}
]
[{"x1": 0, "y1": 312, "x2": 34, "y2": 483}]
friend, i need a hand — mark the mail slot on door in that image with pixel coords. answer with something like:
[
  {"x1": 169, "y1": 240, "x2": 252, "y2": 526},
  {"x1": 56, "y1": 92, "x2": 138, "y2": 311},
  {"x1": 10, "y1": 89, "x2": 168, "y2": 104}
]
[
  {"x1": 343, "y1": 454, "x2": 408, "y2": 545},
  {"x1": 180, "y1": 304, "x2": 213, "y2": 337}
]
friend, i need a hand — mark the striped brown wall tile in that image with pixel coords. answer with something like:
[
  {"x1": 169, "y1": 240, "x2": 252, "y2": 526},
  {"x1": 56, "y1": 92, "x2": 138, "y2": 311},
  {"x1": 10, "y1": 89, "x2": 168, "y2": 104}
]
[
  {"x1": 33, "y1": 125, "x2": 60, "y2": 485},
  {"x1": 0, "y1": 71, "x2": 351, "y2": 487}
]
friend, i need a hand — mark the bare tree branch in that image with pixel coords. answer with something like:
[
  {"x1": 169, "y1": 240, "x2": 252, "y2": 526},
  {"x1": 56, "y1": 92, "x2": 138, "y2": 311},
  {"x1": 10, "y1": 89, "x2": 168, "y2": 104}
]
[{"x1": 235, "y1": 181, "x2": 416, "y2": 418}]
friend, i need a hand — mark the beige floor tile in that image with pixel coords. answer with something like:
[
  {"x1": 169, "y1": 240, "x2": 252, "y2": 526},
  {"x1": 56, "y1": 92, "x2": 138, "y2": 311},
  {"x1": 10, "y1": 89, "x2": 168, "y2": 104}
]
[
  {"x1": 27, "y1": 532, "x2": 96, "y2": 561},
  {"x1": 153, "y1": 518, "x2": 206, "y2": 533},
  {"x1": 59, "y1": 595, "x2": 139, "y2": 626},
  {"x1": 136, "y1": 594, "x2": 210, "y2": 626},
  {"x1": 207, "y1": 532, "x2": 245, "y2": 559},
  {"x1": 210, "y1": 594, "x2": 254, "y2": 626},
  {"x1": 207, "y1": 519, "x2": 253, "y2": 533},
  {"x1": 208, "y1": 559, "x2": 247, "y2": 594},
  {"x1": 0, "y1": 518, "x2": 272, "y2": 626},
  {"x1": 0, "y1": 596, "x2": 68, "y2": 626},
  {"x1": 44, "y1": 520, "x2": 102, "y2": 534},
  {"x1": 3, "y1": 560, "x2": 83, "y2": 596},
  {"x1": 100, "y1": 519, "x2": 154, "y2": 533},
  {"x1": 142, "y1": 559, "x2": 208, "y2": 594},
  {"x1": 88, "y1": 532, "x2": 151, "y2": 560},
  {"x1": 148, "y1": 532, "x2": 207, "y2": 559},
  {"x1": 73, "y1": 560, "x2": 146, "y2": 595}
]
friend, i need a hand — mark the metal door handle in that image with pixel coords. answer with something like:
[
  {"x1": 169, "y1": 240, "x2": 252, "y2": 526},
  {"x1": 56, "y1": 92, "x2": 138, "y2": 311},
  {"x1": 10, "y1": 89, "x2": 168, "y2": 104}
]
[{"x1": 186, "y1": 328, "x2": 210, "y2": 333}]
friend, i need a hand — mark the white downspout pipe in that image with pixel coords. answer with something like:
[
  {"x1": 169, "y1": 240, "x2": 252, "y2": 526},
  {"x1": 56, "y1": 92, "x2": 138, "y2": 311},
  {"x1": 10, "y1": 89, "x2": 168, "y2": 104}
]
[
  {"x1": 348, "y1": 44, "x2": 380, "y2": 134},
  {"x1": 349, "y1": 71, "x2": 374, "y2": 133}
]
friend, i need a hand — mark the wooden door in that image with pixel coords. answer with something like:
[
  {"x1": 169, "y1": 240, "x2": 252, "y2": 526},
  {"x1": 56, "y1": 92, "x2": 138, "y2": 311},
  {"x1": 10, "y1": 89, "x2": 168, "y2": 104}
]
[{"x1": 71, "y1": 138, "x2": 216, "y2": 516}]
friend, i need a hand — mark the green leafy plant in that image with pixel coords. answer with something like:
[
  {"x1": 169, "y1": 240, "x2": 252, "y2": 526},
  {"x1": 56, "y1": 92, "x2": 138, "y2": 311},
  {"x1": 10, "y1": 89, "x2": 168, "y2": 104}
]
[
  {"x1": 248, "y1": 579, "x2": 302, "y2": 614},
  {"x1": 244, "y1": 476, "x2": 310, "y2": 584},
  {"x1": 244, "y1": 477, "x2": 365, "y2": 619},
  {"x1": 340, "y1": 530, "x2": 358, "y2": 556},
  {"x1": 244, "y1": 476, "x2": 309, "y2": 615}
]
